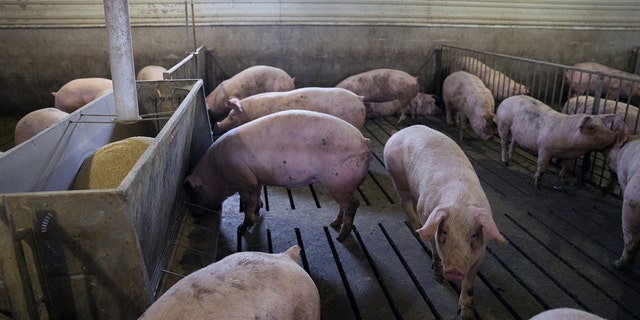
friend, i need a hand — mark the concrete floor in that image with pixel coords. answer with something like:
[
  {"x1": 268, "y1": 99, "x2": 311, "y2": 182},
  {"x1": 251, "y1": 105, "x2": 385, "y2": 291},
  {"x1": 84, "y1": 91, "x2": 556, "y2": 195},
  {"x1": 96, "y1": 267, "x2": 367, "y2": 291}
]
[{"x1": 156, "y1": 112, "x2": 640, "y2": 320}]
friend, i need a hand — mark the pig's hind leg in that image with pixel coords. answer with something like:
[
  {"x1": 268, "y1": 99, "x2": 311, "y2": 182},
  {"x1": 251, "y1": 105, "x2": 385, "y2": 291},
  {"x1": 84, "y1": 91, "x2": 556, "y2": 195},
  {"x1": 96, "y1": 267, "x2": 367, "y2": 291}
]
[
  {"x1": 329, "y1": 192, "x2": 360, "y2": 242},
  {"x1": 237, "y1": 187, "x2": 262, "y2": 232},
  {"x1": 497, "y1": 122, "x2": 513, "y2": 165}
]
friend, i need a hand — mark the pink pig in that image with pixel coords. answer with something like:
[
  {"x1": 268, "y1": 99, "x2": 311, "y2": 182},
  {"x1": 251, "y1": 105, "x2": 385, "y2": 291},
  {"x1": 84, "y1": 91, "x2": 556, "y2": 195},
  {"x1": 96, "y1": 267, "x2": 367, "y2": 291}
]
[
  {"x1": 216, "y1": 87, "x2": 366, "y2": 132},
  {"x1": 14, "y1": 108, "x2": 69, "y2": 145},
  {"x1": 562, "y1": 96, "x2": 639, "y2": 134},
  {"x1": 136, "y1": 65, "x2": 167, "y2": 81},
  {"x1": 52, "y1": 78, "x2": 113, "y2": 113},
  {"x1": 442, "y1": 71, "x2": 496, "y2": 141},
  {"x1": 384, "y1": 125, "x2": 507, "y2": 320},
  {"x1": 605, "y1": 127, "x2": 640, "y2": 270},
  {"x1": 451, "y1": 56, "x2": 529, "y2": 101},
  {"x1": 336, "y1": 68, "x2": 419, "y2": 121},
  {"x1": 139, "y1": 245, "x2": 321, "y2": 320},
  {"x1": 365, "y1": 92, "x2": 439, "y2": 123},
  {"x1": 564, "y1": 62, "x2": 640, "y2": 99},
  {"x1": 530, "y1": 308, "x2": 606, "y2": 320},
  {"x1": 205, "y1": 65, "x2": 295, "y2": 120},
  {"x1": 496, "y1": 95, "x2": 620, "y2": 188},
  {"x1": 185, "y1": 110, "x2": 371, "y2": 241}
]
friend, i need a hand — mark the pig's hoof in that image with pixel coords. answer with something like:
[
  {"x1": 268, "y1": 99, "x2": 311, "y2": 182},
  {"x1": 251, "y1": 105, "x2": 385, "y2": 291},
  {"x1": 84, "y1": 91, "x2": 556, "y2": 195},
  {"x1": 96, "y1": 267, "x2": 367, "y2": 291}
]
[
  {"x1": 336, "y1": 231, "x2": 350, "y2": 242},
  {"x1": 614, "y1": 259, "x2": 631, "y2": 271},
  {"x1": 236, "y1": 221, "x2": 253, "y2": 233},
  {"x1": 329, "y1": 219, "x2": 342, "y2": 229}
]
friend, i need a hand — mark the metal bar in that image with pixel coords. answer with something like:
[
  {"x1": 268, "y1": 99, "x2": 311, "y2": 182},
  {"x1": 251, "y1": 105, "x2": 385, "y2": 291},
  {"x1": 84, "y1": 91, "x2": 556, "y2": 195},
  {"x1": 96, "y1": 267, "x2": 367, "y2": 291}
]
[{"x1": 103, "y1": 0, "x2": 140, "y2": 122}]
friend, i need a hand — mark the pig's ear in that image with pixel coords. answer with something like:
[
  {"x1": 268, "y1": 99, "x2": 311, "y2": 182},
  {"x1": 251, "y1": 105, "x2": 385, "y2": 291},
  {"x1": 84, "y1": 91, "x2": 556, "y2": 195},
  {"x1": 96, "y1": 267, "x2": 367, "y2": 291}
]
[
  {"x1": 184, "y1": 175, "x2": 203, "y2": 189},
  {"x1": 597, "y1": 113, "x2": 622, "y2": 130},
  {"x1": 614, "y1": 123, "x2": 630, "y2": 148},
  {"x1": 416, "y1": 207, "x2": 448, "y2": 241},
  {"x1": 225, "y1": 97, "x2": 244, "y2": 113},
  {"x1": 283, "y1": 245, "x2": 301, "y2": 262},
  {"x1": 471, "y1": 207, "x2": 508, "y2": 246},
  {"x1": 576, "y1": 115, "x2": 593, "y2": 130}
]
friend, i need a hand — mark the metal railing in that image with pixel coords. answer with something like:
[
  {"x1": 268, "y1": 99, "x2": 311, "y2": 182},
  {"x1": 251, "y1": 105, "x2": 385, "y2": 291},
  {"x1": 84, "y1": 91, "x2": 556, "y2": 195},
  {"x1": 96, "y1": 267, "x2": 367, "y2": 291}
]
[{"x1": 437, "y1": 45, "x2": 640, "y2": 193}]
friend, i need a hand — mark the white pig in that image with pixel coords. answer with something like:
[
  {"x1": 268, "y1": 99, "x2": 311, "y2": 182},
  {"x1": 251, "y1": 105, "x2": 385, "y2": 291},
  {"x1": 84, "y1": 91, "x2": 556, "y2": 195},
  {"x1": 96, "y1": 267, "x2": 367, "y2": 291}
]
[
  {"x1": 529, "y1": 308, "x2": 606, "y2": 320},
  {"x1": 564, "y1": 62, "x2": 640, "y2": 99},
  {"x1": 605, "y1": 127, "x2": 640, "y2": 270},
  {"x1": 52, "y1": 78, "x2": 113, "y2": 113},
  {"x1": 216, "y1": 87, "x2": 366, "y2": 132},
  {"x1": 185, "y1": 110, "x2": 371, "y2": 241},
  {"x1": 14, "y1": 108, "x2": 69, "y2": 145},
  {"x1": 496, "y1": 95, "x2": 620, "y2": 188},
  {"x1": 365, "y1": 92, "x2": 439, "y2": 122},
  {"x1": 383, "y1": 125, "x2": 507, "y2": 320},
  {"x1": 336, "y1": 68, "x2": 420, "y2": 122},
  {"x1": 139, "y1": 245, "x2": 321, "y2": 320},
  {"x1": 205, "y1": 65, "x2": 295, "y2": 120},
  {"x1": 442, "y1": 71, "x2": 496, "y2": 141},
  {"x1": 563, "y1": 95, "x2": 639, "y2": 133},
  {"x1": 451, "y1": 56, "x2": 529, "y2": 101},
  {"x1": 136, "y1": 65, "x2": 167, "y2": 81}
]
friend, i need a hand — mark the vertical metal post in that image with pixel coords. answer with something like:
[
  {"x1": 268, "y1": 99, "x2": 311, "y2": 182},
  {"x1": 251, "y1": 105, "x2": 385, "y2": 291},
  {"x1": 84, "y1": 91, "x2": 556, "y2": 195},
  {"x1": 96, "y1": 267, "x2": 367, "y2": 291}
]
[
  {"x1": 103, "y1": 0, "x2": 140, "y2": 122},
  {"x1": 434, "y1": 47, "x2": 443, "y2": 98}
]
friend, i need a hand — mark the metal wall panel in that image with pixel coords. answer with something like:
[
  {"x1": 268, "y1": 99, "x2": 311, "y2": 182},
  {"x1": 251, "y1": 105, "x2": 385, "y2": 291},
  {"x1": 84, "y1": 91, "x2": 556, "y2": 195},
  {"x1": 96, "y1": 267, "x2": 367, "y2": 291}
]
[{"x1": 1, "y1": 1, "x2": 639, "y2": 29}]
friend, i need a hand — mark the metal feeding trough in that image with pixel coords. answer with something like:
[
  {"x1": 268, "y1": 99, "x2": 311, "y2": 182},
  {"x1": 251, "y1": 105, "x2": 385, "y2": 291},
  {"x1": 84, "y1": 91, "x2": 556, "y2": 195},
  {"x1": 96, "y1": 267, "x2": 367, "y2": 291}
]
[{"x1": 0, "y1": 79, "x2": 212, "y2": 319}]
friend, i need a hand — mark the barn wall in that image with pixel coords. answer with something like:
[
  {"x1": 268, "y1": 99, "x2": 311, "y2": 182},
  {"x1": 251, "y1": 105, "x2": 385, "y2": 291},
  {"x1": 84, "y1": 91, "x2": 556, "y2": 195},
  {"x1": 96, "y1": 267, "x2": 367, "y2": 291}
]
[{"x1": 1, "y1": 1, "x2": 639, "y2": 116}]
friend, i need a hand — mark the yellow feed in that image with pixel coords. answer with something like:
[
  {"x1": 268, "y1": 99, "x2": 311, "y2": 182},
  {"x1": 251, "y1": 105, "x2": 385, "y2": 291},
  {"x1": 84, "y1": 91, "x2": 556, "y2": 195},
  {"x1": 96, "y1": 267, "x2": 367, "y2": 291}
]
[{"x1": 72, "y1": 136, "x2": 154, "y2": 189}]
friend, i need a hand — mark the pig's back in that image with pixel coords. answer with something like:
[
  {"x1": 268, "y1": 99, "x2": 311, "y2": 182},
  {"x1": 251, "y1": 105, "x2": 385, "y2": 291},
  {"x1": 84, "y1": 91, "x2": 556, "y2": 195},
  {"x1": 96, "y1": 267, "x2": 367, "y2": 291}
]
[
  {"x1": 241, "y1": 87, "x2": 366, "y2": 128},
  {"x1": 140, "y1": 249, "x2": 320, "y2": 320},
  {"x1": 387, "y1": 125, "x2": 480, "y2": 194},
  {"x1": 445, "y1": 71, "x2": 488, "y2": 93}
]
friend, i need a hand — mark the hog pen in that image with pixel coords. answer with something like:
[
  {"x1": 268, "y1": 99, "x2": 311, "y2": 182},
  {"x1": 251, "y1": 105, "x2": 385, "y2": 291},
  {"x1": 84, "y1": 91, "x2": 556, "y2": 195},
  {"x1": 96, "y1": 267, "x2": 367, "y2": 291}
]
[
  {"x1": 1, "y1": 45, "x2": 640, "y2": 320},
  {"x1": 188, "y1": 47, "x2": 639, "y2": 320}
]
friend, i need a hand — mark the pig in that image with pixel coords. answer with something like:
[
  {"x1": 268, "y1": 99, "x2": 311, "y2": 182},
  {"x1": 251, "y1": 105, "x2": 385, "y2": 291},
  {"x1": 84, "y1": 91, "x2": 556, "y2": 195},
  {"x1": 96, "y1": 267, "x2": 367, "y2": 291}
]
[
  {"x1": 336, "y1": 68, "x2": 420, "y2": 123},
  {"x1": 383, "y1": 125, "x2": 507, "y2": 320},
  {"x1": 14, "y1": 108, "x2": 69, "y2": 145},
  {"x1": 205, "y1": 65, "x2": 295, "y2": 120},
  {"x1": 136, "y1": 65, "x2": 167, "y2": 81},
  {"x1": 365, "y1": 92, "x2": 439, "y2": 122},
  {"x1": 139, "y1": 245, "x2": 321, "y2": 320},
  {"x1": 52, "y1": 77, "x2": 113, "y2": 113},
  {"x1": 529, "y1": 308, "x2": 606, "y2": 320},
  {"x1": 605, "y1": 127, "x2": 640, "y2": 270},
  {"x1": 496, "y1": 95, "x2": 620, "y2": 188},
  {"x1": 451, "y1": 56, "x2": 529, "y2": 101},
  {"x1": 442, "y1": 71, "x2": 496, "y2": 141},
  {"x1": 215, "y1": 87, "x2": 366, "y2": 132},
  {"x1": 185, "y1": 110, "x2": 371, "y2": 241},
  {"x1": 562, "y1": 95, "x2": 639, "y2": 133},
  {"x1": 564, "y1": 62, "x2": 640, "y2": 99}
]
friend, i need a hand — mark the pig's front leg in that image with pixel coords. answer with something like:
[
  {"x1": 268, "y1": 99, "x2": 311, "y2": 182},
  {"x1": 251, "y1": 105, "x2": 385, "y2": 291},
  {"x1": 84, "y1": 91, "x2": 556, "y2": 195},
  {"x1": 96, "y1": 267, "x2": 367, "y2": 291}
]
[
  {"x1": 430, "y1": 239, "x2": 444, "y2": 282},
  {"x1": 458, "y1": 113, "x2": 469, "y2": 141},
  {"x1": 237, "y1": 187, "x2": 262, "y2": 232},
  {"x1": 458, "y1": 261, "x2": 481, "y2": 320},
  {"x1": 446, "y1": 105, "x2": 455, "y2": 126},
  {"x1": 616, "y1": 196, "x2": 640, "y2": 270}
]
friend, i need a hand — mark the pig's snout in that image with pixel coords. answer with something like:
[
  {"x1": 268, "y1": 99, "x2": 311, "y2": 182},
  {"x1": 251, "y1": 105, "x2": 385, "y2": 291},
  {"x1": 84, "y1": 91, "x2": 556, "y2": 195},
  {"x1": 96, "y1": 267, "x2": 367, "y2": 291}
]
[{"x1": 444, "y1": 268, "x2": 465, "y2": 282}]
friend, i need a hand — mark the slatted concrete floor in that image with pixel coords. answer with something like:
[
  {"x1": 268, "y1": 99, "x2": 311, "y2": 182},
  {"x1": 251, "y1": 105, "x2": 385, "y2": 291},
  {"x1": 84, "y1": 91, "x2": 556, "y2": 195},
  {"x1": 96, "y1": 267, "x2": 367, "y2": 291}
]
[{"x1": 161, "y1": 113, "x2": 640, "y2": 320}]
